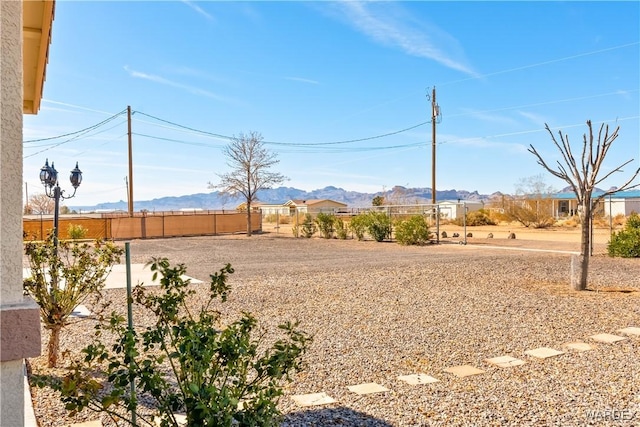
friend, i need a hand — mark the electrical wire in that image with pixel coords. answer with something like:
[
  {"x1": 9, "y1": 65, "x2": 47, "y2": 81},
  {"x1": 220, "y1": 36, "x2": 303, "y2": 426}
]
[{"x1": 23, "y1": 108, "x2": 127, "y2": 143}]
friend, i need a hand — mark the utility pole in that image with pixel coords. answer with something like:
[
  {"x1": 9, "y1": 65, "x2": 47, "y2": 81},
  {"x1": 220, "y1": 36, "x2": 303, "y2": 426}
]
[
  {"x1": 127, "y1": 105, "x2": 134, "y2": 217},
  {"x1": 428, "y1": 87, "x2": 440, "y2": 206}
]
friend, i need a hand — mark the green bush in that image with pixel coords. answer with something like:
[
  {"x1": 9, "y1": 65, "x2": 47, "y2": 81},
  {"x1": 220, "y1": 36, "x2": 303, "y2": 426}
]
[
  {"x1": 366, "y1": 211, "x2": 391, "y2": 242},
  {"x1": 453, "y1": 209, "x2": 497, "y2": 226},
  {"x1": 24, "y1": 234, "x2": 123, "y2": 367},
  {"x1": 608, "y1": 212, "x2": 640, "y2": 258},
  {"x1": 67, "y1": 223, "x2": 88, "y2": 240},
  {"x1": 394, "y1": 215, "x2": 431, "y2": 245},
  {"x1": 315, "y1": 213, "x2": 335, "y2": 239},
  {"x1": 334, "y1": 217, "x2": 349, "y2": 240},
  {"x1": 32, "y1": 260, "x2": 310, "y2": 426},
  {"x1": 349, "y1": 215, "x2": 368, "y2": 241},
  {"x1": 300, "y1": 213, "x2": 316, "y2": 238}
]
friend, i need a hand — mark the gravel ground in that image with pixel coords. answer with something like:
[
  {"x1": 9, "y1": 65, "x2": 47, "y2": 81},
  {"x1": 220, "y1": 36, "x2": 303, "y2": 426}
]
[{"x1": 27, "y1": 233, "x2": 640, "y2": 426}]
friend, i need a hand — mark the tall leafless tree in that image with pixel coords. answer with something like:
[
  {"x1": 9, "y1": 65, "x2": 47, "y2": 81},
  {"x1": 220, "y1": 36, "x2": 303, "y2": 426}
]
[
  {"x1": 209, "y1": 132, "x2": 287, "y2": 237},
  {"x1": 27, "y1": 193, "x2": 56, "y2": 214},
  {"x1": 528, "y1": 121, "x2": 640, "y2": 290}
]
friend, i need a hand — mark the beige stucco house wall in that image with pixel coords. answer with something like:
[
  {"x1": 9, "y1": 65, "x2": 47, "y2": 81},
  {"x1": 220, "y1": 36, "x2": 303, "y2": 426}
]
[
  {"x1": 288, "y1": 199, "x2": 348, "y2": 215},
  {"x1": 1, "y1": 1, "x2": 54, "y2": 425}
]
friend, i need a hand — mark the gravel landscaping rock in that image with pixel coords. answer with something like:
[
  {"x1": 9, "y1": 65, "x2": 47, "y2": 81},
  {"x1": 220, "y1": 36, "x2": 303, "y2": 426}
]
[{"x1": 26, "y1": 234, "x2": 640, "y2": 426}]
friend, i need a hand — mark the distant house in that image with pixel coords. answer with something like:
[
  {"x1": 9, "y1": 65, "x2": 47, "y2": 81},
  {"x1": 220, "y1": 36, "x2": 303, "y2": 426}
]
[
  {"x1": 438, "y1": 200, "x2": 484, "y2": 219},
  {"x1": 241, "y1": 199, "x2": 348, "y2": 216},
  {"x1": 551, "y1": 190, "x2": 640, "y2": 217}
]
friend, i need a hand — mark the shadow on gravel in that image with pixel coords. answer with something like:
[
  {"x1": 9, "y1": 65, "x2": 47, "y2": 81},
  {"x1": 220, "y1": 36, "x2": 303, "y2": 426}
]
[{"x1": 282, "y1": 407, "x2": 394, "y2": 426}]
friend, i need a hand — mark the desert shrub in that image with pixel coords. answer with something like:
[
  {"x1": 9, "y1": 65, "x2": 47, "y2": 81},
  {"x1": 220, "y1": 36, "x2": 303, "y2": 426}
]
[
  {"x1": 264, "y1": 214, "x2": 290, "y2": 225},
  {"x1": 263, "y1": 213, "x2": 278, "y2": 223},
  {"x1": 394, "y1": 215, "x2": 430, "y2": 245},
  {"x1": 453, "y1": 209, "x2": 496, "y2": 226},
  {"x1": 334, "y1": 217, "x2": 349, "y2": 240},
  {"x1": 365, "y1": 211, "x2": 391, "y2": 242},
  {"x1": 23, "y1": 234, "x2": 123, "y2": 367},
  {"x1": 32, "y1": 259, "x2": 310, "y2": 426},
  {"x1": 278, "y1": 215, "x2": 290, "y2": 224},
  {"x1": 349, "y1": 215, "x2": 368, "y2": 241},
  {"x1": 559, "y1": 217, "x2": 580, "y2": 228},
  {"x1": 627, "y1": 212, "x2": 640, "y2": 228},
  {"x1": 608, "y1": 212, "x2": 640, "y2": 258},
  {"x1": 315, "y1": 213, "x2": 335, "y2": 239},
  {"x1": 612, "y1": 213, "x2": 626, "y2": 227},
  {"x1": 67, "y1": 223, "x2": 88, "y2": 240},
  {"x1": 300, "y1": 213, "x2": 316, "y2": 238}
]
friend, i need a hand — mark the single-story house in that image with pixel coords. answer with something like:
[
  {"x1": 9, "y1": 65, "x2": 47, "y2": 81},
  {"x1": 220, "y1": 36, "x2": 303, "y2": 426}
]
[
  {"x1": 240, "y1": 199, "x2": 348, "y2": 216},
  {"x1": 437, "y1": 200, "x2": 484, "y2": 219},
  {"x1": 552, "y1": 190, "x2": 640, "y2": 218}
]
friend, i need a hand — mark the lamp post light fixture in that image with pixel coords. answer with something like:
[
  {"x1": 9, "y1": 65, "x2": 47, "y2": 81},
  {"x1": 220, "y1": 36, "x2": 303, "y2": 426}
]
[{"x1": 39, "y1": 159, "x2": 82, "y2": 245}]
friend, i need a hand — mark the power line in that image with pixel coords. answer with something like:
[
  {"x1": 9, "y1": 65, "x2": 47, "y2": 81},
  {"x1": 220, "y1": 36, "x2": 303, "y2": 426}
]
[{"x1": 23, "y1": 108, "x2": 127, "y2": 143}]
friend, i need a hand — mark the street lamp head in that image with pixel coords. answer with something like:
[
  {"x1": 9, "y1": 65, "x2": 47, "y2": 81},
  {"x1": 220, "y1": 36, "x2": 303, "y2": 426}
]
[
  {"x1": 39, "y1": 159, "x2": 57, "y2": 188},
  {"x1": 70, "y1": 162, "x2": 82, "y2": 189}
]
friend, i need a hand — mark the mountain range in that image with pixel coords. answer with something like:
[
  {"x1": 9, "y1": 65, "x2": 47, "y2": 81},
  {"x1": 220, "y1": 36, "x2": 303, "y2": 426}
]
[{"x1": 70, "y1": 186, "x2": 497, "y2": 212}]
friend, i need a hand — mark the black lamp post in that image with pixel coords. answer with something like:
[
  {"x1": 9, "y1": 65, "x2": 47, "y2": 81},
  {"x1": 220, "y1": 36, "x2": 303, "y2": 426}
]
[{"x1": 39, "y1": 159, "x2": 82, "y2": 245}]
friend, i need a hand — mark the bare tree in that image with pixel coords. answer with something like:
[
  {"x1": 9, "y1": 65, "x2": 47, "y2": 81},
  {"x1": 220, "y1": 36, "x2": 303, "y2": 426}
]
[
  {"x1": 500, "y1": 175, "x2": 556, "y2": 228},
  {"x1": 28, "y1": 193, "x2": 55, "y2": 214},
  {"x1": 209, "y1": 132, "x2": 287, "y2": 237},
  {"x1": 528, "y1": 121, "x2": 640, "y2": 290}
]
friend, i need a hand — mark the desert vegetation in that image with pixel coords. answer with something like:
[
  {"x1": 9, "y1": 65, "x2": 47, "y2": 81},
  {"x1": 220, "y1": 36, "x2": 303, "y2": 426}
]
[{"x1": 608, "y1": 212, "x2": 640, "y2": 258}]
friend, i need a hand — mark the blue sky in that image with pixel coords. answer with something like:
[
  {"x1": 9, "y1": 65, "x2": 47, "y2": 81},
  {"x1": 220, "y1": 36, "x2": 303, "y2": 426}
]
[{"x1": 23, "y1": 1, "x2": 640, "y2": 206}]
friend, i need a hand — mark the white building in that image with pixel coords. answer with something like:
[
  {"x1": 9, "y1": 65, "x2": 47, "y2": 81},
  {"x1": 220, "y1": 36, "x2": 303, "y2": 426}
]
[
  {"x1": 437, "y1": 200, "x2": 485, "y2": 219},
  {"x1": 247, "y1": 199, "x2": 348, "y2": 216}
]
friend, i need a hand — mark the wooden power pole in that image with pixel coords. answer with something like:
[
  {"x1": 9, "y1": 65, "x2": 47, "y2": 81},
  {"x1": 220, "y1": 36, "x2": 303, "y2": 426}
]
[
  {"x1": 430, "y1": 87, "x2": 440, "y2": 206},
  {"x1": 127, "y1": 105, "x2": 134, "y2": 217}
]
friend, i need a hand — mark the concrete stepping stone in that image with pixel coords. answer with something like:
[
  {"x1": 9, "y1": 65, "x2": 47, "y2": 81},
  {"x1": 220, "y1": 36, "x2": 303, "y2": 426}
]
[
  {"x1": 347, "y1": 382, "x2": 389, "y2": 395},
  {"x1": 563, "y1": 342, "x2": 594, "y2": 352},
  {"x1": 524, "y1": 347, "x2": 564, "y2": 359},
  {"x1": 67, "y1": 421, "x2": 102, "y2": 427},
  {"x1": 291, "y1": 392, "x2": 336, "y2": 407},
  {"x1": 443, "y1": 365, "x2": 485, "y2": 378},
  {"x1": 590, "y1": 333, "x2": 627, "y2": 343},
  {"x1": 397, "y1": 373, "x2": 440, "y2": 385},
  {"x1": 485, "y1": 355, "x2": 526, "y2": 368},
  {"x1": 618, "y1": 327, "x2": 640, "y2": 336},
  {"x1": 70, "y1": 304, "x2": 92, "y2": 318}
]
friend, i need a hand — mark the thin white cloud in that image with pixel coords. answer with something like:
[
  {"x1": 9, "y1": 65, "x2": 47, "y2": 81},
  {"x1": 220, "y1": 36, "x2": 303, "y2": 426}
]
[
  {"x1": 459, "y1": 108, "x2": 517, "y2": 126},
  {"x1": 123, "y1": 66, "x2": 238, "y2": 104},
  {"x1": 181, "y1": 0, "x2": 214, "y2": 21},
  {"x1": 333, "y1": 2, "x2": 478, "y2": 77},
  {"x1": 285, "y1": 76, "x2": 320, "y2": 85},
  {"x1": 518, "y1": 111, "x2": 548, "y2": 126}
]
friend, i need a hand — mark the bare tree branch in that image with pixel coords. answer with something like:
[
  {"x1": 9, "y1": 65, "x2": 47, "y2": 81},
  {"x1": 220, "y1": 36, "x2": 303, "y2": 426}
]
[
  {"x1": 209, "y1": 131, "x2": 287, "y2": 237},
  {"x1": 529, "y1": 120, "x2": 638, "y2": 291}
]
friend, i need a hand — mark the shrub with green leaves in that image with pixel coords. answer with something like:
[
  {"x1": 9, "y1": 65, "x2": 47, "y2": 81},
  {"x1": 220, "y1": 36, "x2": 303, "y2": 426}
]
[
  {"x1": 394, "y1": 215, "x2": 431, "y2": 245},
  {"x1": 315, "y1": 212, "x2": 335, "y2": 239},
  {"x1": 453, "y1": 209, "x2": 496, "y2": 226},
  {"x1": 32, "y1": 259, "x2": 311, "y2": 426},
  {"x1": 365, "y1": 211, "x2": 391, "y2": 242},
  {"x1": 24, "y1": 234, "x2": 123, "y2": 367},
  {"x1": 67, "y1": 223, "x2": 89, "y2": 240},
  {"x1": 349, "y1": 215, "x2": 368, "y2": 241},
  {"x1": 300, "y1": 213, "x2": 316, "y2": 238},
  {"x1": 608, "y1": 212, "x2": 640, "y2": 258},
  {"x1": 334, "y1": 217, "x2": 349, "y2": 240}
]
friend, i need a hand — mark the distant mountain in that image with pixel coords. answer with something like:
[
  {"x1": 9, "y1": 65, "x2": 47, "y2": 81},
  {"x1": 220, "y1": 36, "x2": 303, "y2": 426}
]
[{"x1": 70, "y1": 186, "x2": 494, "y2": 212}]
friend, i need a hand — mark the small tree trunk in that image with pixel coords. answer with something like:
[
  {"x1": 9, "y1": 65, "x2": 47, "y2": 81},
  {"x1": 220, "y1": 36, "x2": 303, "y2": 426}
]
[
  {"x1": 575, "y1": 204, "x2": 591, "y2": 291},
  {"x1": 47, "y1": 325, "x2": 62, "y2": 368},
  {"x1": 246, "y1": 204, "x2": 253, "y2": 237}
]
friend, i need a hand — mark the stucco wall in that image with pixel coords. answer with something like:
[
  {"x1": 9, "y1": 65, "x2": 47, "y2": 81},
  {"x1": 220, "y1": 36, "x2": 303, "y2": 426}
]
[{"x1": 1, "y1": 2, "x2": 41, "y2": 426}]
